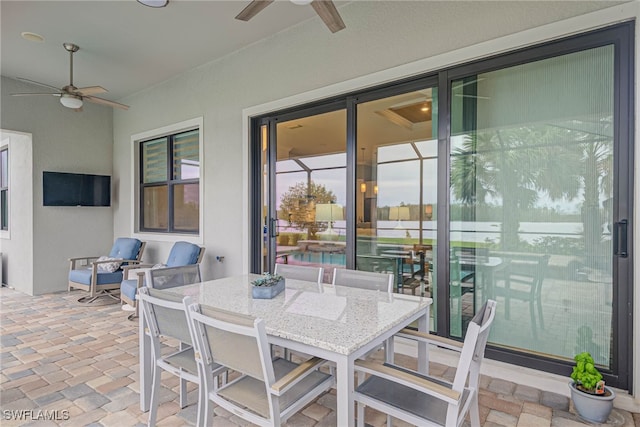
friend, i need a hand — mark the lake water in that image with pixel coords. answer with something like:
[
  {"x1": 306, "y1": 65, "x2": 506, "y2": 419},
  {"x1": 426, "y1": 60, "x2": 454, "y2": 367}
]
[{"x1": 280, "y1": 220, "x2": 602, "y2": 244}]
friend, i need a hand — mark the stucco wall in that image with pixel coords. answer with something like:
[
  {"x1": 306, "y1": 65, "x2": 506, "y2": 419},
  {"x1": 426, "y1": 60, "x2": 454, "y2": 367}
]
[
  {"x1": 113, "y1": 0, "x2": 630, "y2": 277},
  {"x1": 1, "y1": 76, "x2": 114, "y2": 295}
]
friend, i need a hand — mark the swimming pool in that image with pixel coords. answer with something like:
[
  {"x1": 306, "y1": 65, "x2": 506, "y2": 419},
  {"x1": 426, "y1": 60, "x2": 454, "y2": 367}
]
[{"x1": 289, "y1": 251, "x2": 346, "y2": 266}]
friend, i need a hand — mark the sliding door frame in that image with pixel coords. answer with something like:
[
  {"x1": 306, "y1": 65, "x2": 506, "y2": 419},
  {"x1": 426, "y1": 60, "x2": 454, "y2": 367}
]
[
  {"x1": 248, "y1": 21, "x2": 634, "y2": 390},
  {"x1": 442, "y1": 21, "x2": 634, "y2": 390}
]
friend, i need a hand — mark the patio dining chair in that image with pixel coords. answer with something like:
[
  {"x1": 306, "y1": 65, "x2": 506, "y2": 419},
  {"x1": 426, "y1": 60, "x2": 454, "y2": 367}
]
[
  {"x1": 120, "y1": 241, "x2": 204, "y2": 320},
  {"x1": 493, "y1": 253, "x2": 550, "y2": 339},
  {"x1": 185, "y1": 303, "x2": 335, "y2": 427},
  {"x1": 356, "y1": 300, "x2": 497, "y2": 427},
  {"x1": 274, "y1": 263, "x2": 324, "y2": 284},
  {"x1": 332, "y1": 268, "x2": 394, "y2": 293},
  {"x1": 68, "y1": 237, "x2": 146, "y2": 303},
  {"x1": 138, "y1": 287, "x2": 227, "y2": 427}
]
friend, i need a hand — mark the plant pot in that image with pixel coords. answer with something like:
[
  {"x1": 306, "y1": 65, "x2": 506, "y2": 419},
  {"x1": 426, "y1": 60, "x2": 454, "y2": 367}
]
[
  {"x1": 568, "y1": 381, "x2": 615, "y2": 423},
  {"x1": 252, "y1": 278, "x2": 285, "y2": 299}
]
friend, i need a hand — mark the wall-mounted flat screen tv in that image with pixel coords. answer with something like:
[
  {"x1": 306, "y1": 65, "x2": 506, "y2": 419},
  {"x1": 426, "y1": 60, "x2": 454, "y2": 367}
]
[{"x1": 43, "y1": 171, "x2": 111, "y2": 207}]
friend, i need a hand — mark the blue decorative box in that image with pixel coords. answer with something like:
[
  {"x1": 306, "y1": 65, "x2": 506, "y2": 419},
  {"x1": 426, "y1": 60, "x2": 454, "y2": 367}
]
[{"x1": 251, "y1": 277, "x2": 285, "y2": 299}]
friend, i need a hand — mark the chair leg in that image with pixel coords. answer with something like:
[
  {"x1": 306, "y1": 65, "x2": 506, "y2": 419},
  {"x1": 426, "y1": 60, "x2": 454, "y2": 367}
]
[
  {"x1": 356, "y1": 402, "x2": 365, "y2": 427},
  {"x1": 203, "y1": 393, "x2": 215, "y2": 427},
  {"x1": 179, "y1": 342, "x2": 188, "y2": 408},
  {"x1": 469, "y1": 392, "x2": 481, "y2": 427},
  {"x1": 179, "y1": 377, "x2": 187, "y2": 408},
  {"x1": 148, "y1": 363, "x2": 161, "y2": 427}
]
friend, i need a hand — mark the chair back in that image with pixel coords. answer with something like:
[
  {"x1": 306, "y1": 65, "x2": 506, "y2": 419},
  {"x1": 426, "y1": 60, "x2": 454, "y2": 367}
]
[
  {"x1": 147, "y1": 264, "x2": 201, "y2": 290},
  {"x1": 188, "y1": 305, "x2": 272, "y2": 383},
  {"x1": 166, "y1": 242, "x2": 204, "y2": 267},
  {"x1": 274, "y1": 264, "x2": 324, "y2": 284},
  {"x1": 109, "y1": 238, "x2": 145, "y2": 264},
  {"x1": 451, "y1": 299, "x2": 497, "y2": 393},
  {"x1": 138, "y1": 287, "x2": 193, "y2": 346},
  {"x1": 332, "y1": 268, "x2": 393, "y2": 293}
]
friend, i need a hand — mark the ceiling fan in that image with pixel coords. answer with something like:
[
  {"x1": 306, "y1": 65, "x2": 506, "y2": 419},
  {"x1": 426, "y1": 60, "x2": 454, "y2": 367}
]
[
  {"x1": 236, "y1": 0, "x2": 346, "y2": 33},
  {"x1": 11, "y1": 43, "x2": 129, "y2": 111}
]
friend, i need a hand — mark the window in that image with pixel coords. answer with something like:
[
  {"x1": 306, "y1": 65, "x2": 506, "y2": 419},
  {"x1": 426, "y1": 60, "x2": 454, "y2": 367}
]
[
  {"x1": 1, "y1": 148, "x2": 7, "y2": 231},
  {"x1": 139, "y1": 129, "x2": 199, "y2": 233}
]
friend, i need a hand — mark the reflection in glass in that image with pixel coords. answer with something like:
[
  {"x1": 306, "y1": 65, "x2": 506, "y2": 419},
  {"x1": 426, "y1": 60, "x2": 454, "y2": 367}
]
[
  {"x1": 143, "y1": 185, "x2": 168, "y2": 229},
  {"x1": 273, "y1": 110, "x2": 347, "y2": 283},
  {"x1": 142, "y1": 137, "x2": 167, "y2": 183},
  {"x1": 356, "y1": 87, "x2": 438, "y2": 332},
  {"x1": 173, "y1": 183, "x2": 199, "y2": 232},
  {"x1": 173, "y1": 130, "x2": 199, "y2": 180},
  {"x1": 449, "y1": 46, "x2": 614, "y2": 369}
]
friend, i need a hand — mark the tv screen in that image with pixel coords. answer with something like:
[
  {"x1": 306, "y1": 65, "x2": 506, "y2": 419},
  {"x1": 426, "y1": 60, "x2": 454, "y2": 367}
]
[{"x1": 43, "y1": 171, "x2": 111, "y2": 207}]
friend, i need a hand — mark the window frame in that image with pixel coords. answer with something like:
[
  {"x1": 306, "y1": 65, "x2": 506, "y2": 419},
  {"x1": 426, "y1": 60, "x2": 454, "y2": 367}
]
[
  {"x1": 131, "y1": 117, "x2": 204, "y2": 244},
  {"x1": 0, "y1": 146, "x2": 8, "y2": 232}
]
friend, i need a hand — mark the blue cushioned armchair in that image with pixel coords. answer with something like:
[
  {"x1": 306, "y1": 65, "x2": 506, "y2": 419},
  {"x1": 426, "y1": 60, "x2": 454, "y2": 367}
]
[
  {"x1": 120, "y1": 241, "x2": 204, "y2": 320},
  {"x1": 68, "y1": 237, "x2": 146, "y2": 303}
]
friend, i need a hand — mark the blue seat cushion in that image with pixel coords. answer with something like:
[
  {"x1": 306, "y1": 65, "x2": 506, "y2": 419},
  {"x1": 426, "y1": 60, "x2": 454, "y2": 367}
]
[
  {"x1": 166, "y1": 242, "x2": 200, "y2": 267},
  {"x1": 109, "y1": 238, "x2": 143, "y2": 262},
  {"x1": 120, "y1": 279, "x2": 139, "y2": 301},
  {"x1": 69, "y1": 268, "x2": 123, "y2": 286}
]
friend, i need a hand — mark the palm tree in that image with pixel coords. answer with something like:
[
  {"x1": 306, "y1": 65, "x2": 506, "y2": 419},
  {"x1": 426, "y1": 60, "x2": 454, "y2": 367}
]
[{"x1": 451, "y1": 126, "x2": 583, "y2": 251}]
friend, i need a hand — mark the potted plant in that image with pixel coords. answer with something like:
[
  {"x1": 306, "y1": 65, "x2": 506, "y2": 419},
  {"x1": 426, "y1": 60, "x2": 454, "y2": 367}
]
[
  {"x1": 569, "y1": 352, "x2": 615, "y2": 423},
  {"x1": 251, "y1": 273, "x2": 285, "y2": 299}
]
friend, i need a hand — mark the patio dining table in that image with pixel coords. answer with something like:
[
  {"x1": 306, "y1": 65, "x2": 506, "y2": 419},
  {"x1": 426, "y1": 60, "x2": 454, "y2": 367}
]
[{"x1": 138, "y1": 274, "x2": 432, "y2": 427}]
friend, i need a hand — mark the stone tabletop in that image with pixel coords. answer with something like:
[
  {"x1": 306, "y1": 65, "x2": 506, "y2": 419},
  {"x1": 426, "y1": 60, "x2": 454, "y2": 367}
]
[{"x1": 164, "y1": 274, "x2": 432, "y2": 355}]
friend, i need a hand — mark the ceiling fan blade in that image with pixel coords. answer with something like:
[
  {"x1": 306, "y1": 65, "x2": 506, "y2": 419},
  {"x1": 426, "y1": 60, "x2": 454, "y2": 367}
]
[
  {"x1": 11, "y1": 92, "x2": 61, "y2": 97},
  {"x1": 16, "y1": 77, "x2": 62, "y2": 92},
  {"x1": 235, "y1": 0, "x2": 274, "y2": 21},
  {"x1": 75, "y1": 86, "x2": 107, "y2": 96},
  {"x1": 311, "y1": 0, "x2": 345, "y2": 33},
  {"x1": 84, "y1": 95, "x2": 129, "y2": 110}
]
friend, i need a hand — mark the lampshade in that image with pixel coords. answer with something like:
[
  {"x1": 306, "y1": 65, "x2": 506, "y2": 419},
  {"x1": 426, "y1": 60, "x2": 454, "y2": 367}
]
[
  {"x1": 389, "y1": 206, "x2": 410, "y2": 221},
  {"x1": 315, "y1": 203, "x2": 344, "y2": 222},
  {"x1": 290, "y1": 0, "x2": 313, "y2": 5},
  {"x1": 137, "y1": 0, "x2": 168, "y2": 7},
  {"x1": 60, "y1": 94, "x2": 83, "y2": 109},
  {"x1": 424, "y1": 204, "x2": 433, "y2": 215}
]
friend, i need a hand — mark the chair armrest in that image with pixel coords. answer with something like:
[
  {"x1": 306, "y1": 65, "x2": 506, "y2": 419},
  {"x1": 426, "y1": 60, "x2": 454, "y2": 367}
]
[
  {"x1": 122, "y1": 263, "x2": 152, "y2": 272},
  {"x1": 69, "y1": 256, "x2": 99, "y2": 262},
  {"x1": 396, "y1": 329, "x2": 463, "y2": 352},
  {"x1": 271, "y1": 357, "x2": 328, "y2": 396},
  {"x1": 354, "y1": 360, "x2": 460, "y2": 404},
  {"x1": 122, "y1": 264, "x2": 153, "y2": 280},
  {"x1": 68, "y1": 256, "x2": 99, "y2": 270}
]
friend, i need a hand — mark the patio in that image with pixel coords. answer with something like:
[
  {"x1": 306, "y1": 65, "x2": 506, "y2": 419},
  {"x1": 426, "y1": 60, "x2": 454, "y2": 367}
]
[{"x1": 1, "y1": 286, "x2": 637, "y2": 427}]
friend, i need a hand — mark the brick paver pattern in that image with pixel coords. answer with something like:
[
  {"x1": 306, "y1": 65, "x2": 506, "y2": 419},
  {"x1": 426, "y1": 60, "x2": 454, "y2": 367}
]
[{"x1": 1, "y1": 287, "x2": 638, "y2": 426}]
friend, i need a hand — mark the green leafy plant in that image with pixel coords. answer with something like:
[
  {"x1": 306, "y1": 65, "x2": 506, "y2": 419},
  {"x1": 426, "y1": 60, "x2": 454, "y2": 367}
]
[
  {"x1": 252, "y1": 273, "x2": 283, "y2": 287},
  {"x1": 570, "y1": 352, "x2": 603, "y2": 393}
]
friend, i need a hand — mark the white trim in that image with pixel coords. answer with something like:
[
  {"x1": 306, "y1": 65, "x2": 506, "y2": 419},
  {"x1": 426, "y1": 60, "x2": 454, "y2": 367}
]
[
  {"x1": 0, "y1": 139, "x2": 9, "y2": 241},
  {"x1": 130, "y1": 117, "x2": 204, "y2": 245}
]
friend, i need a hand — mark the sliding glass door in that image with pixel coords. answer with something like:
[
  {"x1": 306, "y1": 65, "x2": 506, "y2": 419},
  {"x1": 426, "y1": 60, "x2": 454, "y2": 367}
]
[
  {"x1": 445, "y1": 24, "x2": 632, "y2": 388},
  {"x1": 251, "y1": 23, "x2": 633, "y2": 389},
  {"x1": 261, "y1": 106, "x2": 347, "y2": 284}
]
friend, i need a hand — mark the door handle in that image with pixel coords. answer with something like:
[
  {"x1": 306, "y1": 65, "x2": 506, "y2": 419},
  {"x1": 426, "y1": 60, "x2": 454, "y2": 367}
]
[
  {"x1": 270, "y1": 218, "x2": 278, "y2": 238},
  {"x1": 613, "y1": 219, "x2": 628, "y2": 258}
]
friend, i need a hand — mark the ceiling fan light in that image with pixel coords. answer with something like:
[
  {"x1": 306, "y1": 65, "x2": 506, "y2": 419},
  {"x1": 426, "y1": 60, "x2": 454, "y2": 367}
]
[
  {"x1": 137, "y1": 0, "x2": 168, "y2": 7},
  {"x1": 60, "y1": 94, "x2": 83, "y2": 109},
  {"x1": 290, "y1": 0, "x2": 313, "y2": 5}
]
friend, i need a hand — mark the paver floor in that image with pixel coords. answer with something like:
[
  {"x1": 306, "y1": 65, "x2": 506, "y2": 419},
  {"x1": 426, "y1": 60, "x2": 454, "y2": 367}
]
[{"x1": 1, "y1": 287, "x2": 638, "y2": 426}]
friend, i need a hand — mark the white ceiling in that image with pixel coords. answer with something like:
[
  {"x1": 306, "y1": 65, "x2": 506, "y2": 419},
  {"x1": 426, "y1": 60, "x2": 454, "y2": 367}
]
[{"x1": 1, "y1": 0, "x2": 347, "y2": 102}]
